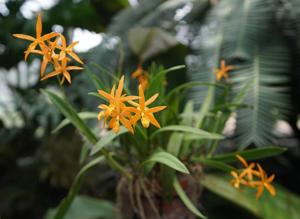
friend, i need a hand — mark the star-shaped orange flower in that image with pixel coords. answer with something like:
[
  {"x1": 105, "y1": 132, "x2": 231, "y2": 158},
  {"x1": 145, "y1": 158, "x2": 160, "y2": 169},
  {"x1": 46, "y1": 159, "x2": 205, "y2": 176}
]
[
  {"x1": 57, "y1": 34, "x2": 83, "y2": 64},
  {"x1": 230, "y1": 170, "x2": 251, "y2": 189},
  {"x1": 13, "y1": 13, "x2": 58, "y2": 61},
  {"x1": 41, "y1": 58, "x2": 83, "y2": 84},
  {"x1": 236, "y1": 155, "x2": 257, "y2": 182},
  {"x1": 30, "y1": 38, "x2": 59, "y2": 77},
  {"x1": 213, "y1": 60, "x2": 234, "y2": 81},
  {"x1": 128, "y1": 84, "x2": 166, "y2": 128},
  {"x1": 252, "y1": 164, "x2": 276, "y2": 200}
]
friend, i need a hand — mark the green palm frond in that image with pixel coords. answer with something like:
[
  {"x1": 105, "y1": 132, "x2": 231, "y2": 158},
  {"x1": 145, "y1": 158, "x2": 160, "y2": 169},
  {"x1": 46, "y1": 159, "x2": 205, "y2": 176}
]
[
  {"x1": 232, "y1": 37, "x2": 292, "y2": 148},
  {"x1": 222, "y1": 0, "x2": 273, "y2": 59}
]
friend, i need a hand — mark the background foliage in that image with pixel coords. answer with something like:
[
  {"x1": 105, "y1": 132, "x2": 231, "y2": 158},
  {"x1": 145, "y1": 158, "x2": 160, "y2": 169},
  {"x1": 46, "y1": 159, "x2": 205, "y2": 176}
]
[{"x1": 1, "y1": 0, "x2": 300, "y2": 218}]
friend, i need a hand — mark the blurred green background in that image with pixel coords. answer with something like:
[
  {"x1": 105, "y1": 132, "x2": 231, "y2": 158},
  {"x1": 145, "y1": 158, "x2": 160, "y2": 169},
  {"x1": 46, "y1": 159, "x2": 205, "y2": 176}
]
[{"x1": 1, "y1": 0, "x2": 300, "y2": 218}]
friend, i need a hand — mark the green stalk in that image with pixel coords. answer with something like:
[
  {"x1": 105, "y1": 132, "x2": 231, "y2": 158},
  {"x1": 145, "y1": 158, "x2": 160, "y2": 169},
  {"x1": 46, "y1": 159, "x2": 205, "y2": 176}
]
[
  {"x1": 207, "y1": 111, "x2": 222, "y2": 158},
  {"x1": 196, "y1": 85, "x2": 215, "y2": 128}
]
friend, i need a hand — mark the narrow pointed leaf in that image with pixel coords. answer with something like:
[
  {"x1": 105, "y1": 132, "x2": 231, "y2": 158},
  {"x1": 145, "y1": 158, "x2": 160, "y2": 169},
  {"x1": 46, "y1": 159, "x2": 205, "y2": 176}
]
[
  {"x1": 142, "y1": 151, "x2": 189, "y2": 174},
  {"x1": 173, "y1": 177, "x2": 207, "y2": 219},
  {"x1": 90, "y1": 127, "x2": 128, "y2": 155},
  {"x1": 151, "y1": 125, "x2": 223, "y2": 140},
  {"x1": 192, "y1": 158, "x2": 236, "y2": 173},
  {"x1": 41, "y1": 89, "x2": 97, "y2": 143},
  {"x1": 212, "y1": 147, "x2": 287, "y2": 163},
  {"x1": 52, "y1": 112, "x2": 98, "y2": 133}
]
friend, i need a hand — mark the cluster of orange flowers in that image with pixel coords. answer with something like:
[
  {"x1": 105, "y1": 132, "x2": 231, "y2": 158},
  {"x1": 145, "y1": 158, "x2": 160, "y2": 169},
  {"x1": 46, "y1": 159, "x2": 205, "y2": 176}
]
[
  {"x1": 213, "y1": 59, "x2": 234, "y2": 81},
  {"x1": 13, "y1": 13, "x2": 83, "y2": 85},
  {"x1": 230, "y1": 155, "x2": 276, "y2": 200},
  {"x1": 97, "y1": 76, "x2": 166, "y2": 133}
]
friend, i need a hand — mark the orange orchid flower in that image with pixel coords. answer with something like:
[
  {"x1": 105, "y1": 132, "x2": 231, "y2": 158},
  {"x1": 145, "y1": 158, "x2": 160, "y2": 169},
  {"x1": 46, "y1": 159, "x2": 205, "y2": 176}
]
[
  {"x1": 41, "y1": 58, "x2": 83, "y2": 84},
  {"x1": 131, "y1": 64, "x2": 149, "y2": 90},
  {"x1": 56, "y1": 34, "x2": 83, "y2": 64},
  {"x1": 236, "y1": 155, "x2": 257, "y2": 181},
  {"x1": 131, "y1": 65, "x2": 143, "y2": 78},
  {"x1": 13, "y1": 13, "x2": 58, "y2": 61},
  {"x1": 30, "y1": 38, "x2": 59, "y2": 76},
  {"x1": 128, "y1": 84, "x2": 166, "y2": 128},
  {"x1": 213, "y1": 59, "x2": 234, "y2": 81},
  {"x1": 230, "y1": 171, "x2": 251, "y2": 189},
  {"x1": 252, "y1": 164, "x2": 276, "y2": 200}
]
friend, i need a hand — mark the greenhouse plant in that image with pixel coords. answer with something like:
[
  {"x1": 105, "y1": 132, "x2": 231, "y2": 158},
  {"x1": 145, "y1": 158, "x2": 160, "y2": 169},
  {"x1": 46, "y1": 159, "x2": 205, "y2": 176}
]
[{"x1": 1, "y1": 0, "x2": 300, "y2": 219}]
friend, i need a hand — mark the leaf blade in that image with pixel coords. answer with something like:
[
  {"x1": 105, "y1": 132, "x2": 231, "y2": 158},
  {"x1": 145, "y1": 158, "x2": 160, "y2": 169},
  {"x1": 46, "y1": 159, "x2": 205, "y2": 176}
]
[
  {"x1": 142, "y1": 151, "x2": 189, "y2": 174},
  {"x1": 90, "y1": 127, "x2": 128, "y2": 155},
  {"x1": 41, "y1": 89, "x2": 97, "y2": 144},
  {"x1": 173, "y1": 177, "x2": 207, "y2": 219},
  {"x1": 212, "y1": 147, "x2": 287, "y2": 163},
  {"x1": 52, "y1": 112, "x2": 98, "y2": 133},
  {"x1": 150, "y1": 125, "x2": 223, "y2": 140}
]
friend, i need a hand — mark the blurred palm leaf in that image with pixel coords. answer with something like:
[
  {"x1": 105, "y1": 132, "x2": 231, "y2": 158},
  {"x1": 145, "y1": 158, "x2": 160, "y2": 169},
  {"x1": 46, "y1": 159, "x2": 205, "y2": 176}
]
[
  {"x1": 231, "y1": 38, "x2": 291, "y2": 148},
  {"x1": 221, "y1": 0, "x2": 273, "y2": 59},
  {"x1": 185, "y1": 0, "x2": 292, "y2": 147}
]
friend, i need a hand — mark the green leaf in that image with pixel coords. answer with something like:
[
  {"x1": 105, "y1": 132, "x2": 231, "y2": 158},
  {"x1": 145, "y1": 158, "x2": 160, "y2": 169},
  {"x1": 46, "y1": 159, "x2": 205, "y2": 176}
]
[
  {"x1": 173, "y1": 177, "x2": 206, "y2": 219},
  {"x1": 193, "y1": 158, "x2": 236, "y2": 172},
  {"x1": 167, "y1": 133, "x2": 184, "y2": 156},
  {"x1": 212, "y1": 147, "x2": 287, "y2": 163},
  {"x1": 202, "y1": 174, "x2": 300, "y2": 219},
  {"x1": 142, "y1": 151, "x2": 189, "y2": 174},
  {"x1": 52, "y1": 112, "x2": 98, "y2": 133},
  {"x1": 45, "y1": 195, "x2": 116, "y2": 219},
  {"x1": 222, "y1": 0, "x2": 273, "y2": 58},
  {"x1": 90, "y1": 127, "x2": 128, "y2": 155},
  {"x1": 147, "y1": 65, "x2": 185, "y2": 95},
  {"x1": 152, "y1": 65, "x2": 185, "y2": 83},
  {"x1": 180, "y1": 100, "x2": 195, "y2": 126},
  {"x1": 52, "y1": 156, "x2": 105, "y2": 219},
  {"x1": 41, "y1": 89, "x2": 97, "y2": 144},
  {"x1": 151, "y1": 125, "x2": 223, "y2": 140},
  {"x1": 85, "y1": 66, "x2": 107, "y2": 90},
  {"x1": 165, "y1": 81, "x2": 224, "y2": 101}
]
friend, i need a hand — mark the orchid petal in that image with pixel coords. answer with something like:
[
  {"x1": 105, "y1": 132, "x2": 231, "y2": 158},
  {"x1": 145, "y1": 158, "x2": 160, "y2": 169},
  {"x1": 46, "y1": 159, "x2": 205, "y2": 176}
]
[
  {"x1": 145, "y1": 93, "x2": 159, "y2": 106},
  {"x1": 13, "y1": 34, "x2": 36, "y2": 41}
]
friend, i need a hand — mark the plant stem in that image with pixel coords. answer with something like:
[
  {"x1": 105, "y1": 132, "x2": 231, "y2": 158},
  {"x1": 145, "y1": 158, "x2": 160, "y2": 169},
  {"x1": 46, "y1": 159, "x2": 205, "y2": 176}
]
[{"x1": 207, "y1": 111, "x2": 222, "y2": 158}]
